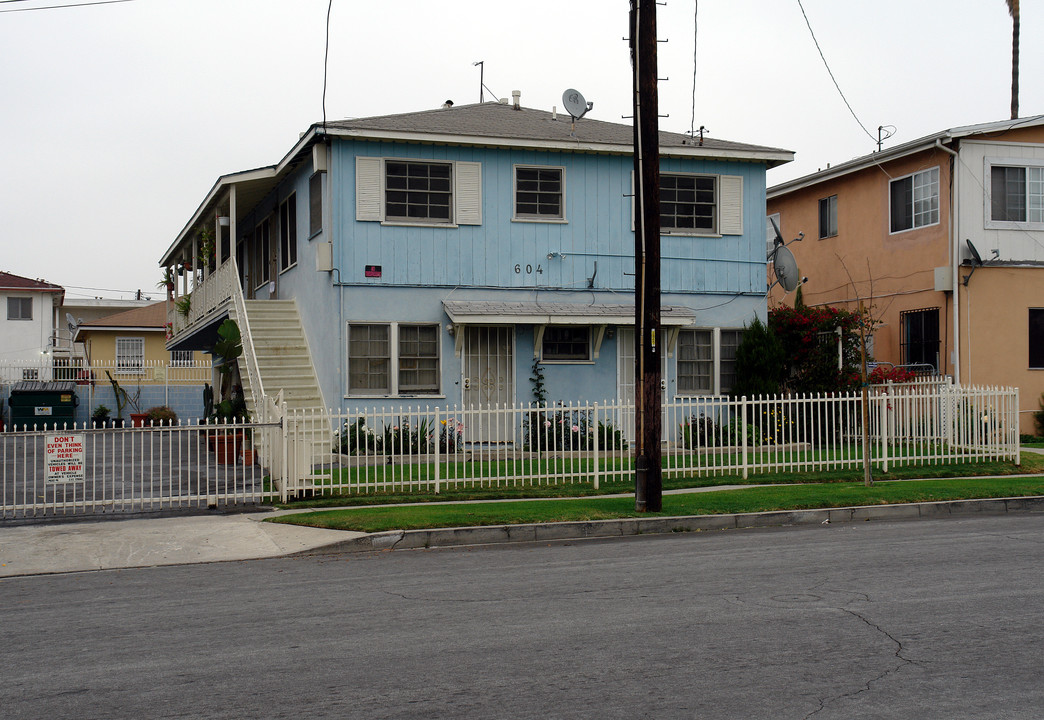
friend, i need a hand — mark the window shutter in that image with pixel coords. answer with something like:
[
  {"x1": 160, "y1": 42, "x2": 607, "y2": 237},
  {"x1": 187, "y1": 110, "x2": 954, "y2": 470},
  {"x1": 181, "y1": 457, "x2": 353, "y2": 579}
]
[
  {"x1": 719, "y1": 175, "x2": 744, "y2": 235},
  {"x1": 455, "y1": 161, "x2": 482, "y2": 225},
  {"x1": 356, "y1": 157, "x2": 383, "y2": 222}
]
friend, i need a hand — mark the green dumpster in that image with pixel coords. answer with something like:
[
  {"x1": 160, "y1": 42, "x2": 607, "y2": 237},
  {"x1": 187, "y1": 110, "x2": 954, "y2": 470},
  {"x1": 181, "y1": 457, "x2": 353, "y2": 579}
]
[{"x1": 8, "y1": 381, "x2": 80, "y2": 430}]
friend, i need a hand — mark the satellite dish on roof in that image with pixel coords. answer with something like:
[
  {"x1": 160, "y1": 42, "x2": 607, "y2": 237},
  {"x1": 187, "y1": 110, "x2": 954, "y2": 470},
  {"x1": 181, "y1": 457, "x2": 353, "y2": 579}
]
[
  {"x1": 562, "y1": 89, "x2": 593, "y2": 121},
  {"x1": 771, "y1": 245, "x2": 801, "y2": 293}
]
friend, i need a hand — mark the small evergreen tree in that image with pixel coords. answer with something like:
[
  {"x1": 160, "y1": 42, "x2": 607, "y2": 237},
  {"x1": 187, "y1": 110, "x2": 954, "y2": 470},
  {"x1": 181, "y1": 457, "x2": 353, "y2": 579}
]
[{"x1": 730, "y1": 316, "x2": 785, "y2": 397}]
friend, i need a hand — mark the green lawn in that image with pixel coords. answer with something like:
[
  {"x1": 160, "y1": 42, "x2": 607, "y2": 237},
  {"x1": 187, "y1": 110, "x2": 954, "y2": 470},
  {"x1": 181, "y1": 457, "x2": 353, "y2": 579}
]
[
  {"x1": 269, "y1": 475, "x2": 1044, "y2": 534},
  {"x1": 274, "y1": 451, "x2": 1044, "y2": 509}
]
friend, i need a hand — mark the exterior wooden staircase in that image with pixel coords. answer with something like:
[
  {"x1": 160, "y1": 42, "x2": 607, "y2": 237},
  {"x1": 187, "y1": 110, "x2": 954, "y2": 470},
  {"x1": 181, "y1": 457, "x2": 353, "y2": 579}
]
[
  {"x1": 235, "y1": 299, "x2": 330, "y2": 495},
  {"x1": 237, "y1": 300, "x2": 324, "y2": 414}
]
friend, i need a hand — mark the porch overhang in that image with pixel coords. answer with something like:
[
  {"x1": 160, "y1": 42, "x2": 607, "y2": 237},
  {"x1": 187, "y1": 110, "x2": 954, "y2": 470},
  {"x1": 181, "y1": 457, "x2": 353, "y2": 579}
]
[{"x1": 442, "y1": 300, "x2": 695, "y2": 359}]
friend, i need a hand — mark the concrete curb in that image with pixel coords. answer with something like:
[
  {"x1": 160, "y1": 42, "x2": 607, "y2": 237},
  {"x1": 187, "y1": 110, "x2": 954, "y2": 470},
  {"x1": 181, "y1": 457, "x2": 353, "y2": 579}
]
[{"x1": 294, "y1": 496, "x2": 1044, "y2": 554}]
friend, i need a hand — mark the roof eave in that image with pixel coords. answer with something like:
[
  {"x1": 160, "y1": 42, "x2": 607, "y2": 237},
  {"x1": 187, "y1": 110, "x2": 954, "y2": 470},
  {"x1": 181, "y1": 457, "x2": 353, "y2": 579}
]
[{"x1": 324, "y1": 127, "x2": 793, "y2": 166}]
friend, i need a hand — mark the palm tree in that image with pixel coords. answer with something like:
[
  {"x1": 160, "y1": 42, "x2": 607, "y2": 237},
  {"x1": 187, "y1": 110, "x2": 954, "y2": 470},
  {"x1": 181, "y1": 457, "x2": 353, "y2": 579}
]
[{"x1": 1007, "y1": 0, "x2": 1020, "y2": 119}]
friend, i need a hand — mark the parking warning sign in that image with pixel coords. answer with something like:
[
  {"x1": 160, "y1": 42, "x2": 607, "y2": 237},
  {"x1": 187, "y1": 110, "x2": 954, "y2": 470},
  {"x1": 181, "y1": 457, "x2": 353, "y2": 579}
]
[{"x1": 45, "y1": 434, "x2": 85, "y2": 483}]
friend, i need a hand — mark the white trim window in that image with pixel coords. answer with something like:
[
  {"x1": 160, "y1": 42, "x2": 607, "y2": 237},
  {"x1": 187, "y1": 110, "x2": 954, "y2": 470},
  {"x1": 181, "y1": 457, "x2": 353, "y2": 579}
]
[
  {"x1": 818, "y1": 195, "x2": 838, "y2": 239},
  {"x1": 170, "y1": 350, "x2": 194, "y2": 367},
  {"x1": 514, "y1": 165, "x2": 565, "y2": 221},
  {"x1": 356, "y1": 156, "x2": 482, "y2": 227},
  {"x1": 115, "y1": 337, "x2": 145, "y2": 374},
  {"x1": 987, "y1": 161, "x2": 1044, "y2": 227},
  {"x1": 279, "y1": 193, "x2": 297, "y2": 272},
  {"x1": 644, "y1": 172, "x2": 743, "y2": 236},
  {"x1": 541, "y1": 326, "x2": 591, "y2": 362},
  {"x1": 890, "y1": 167, "x2": 939, "y2": 233},
  {"x1": 677, "y1": 327, "x2": 744, "y2": 396},
  {"x1": 7, "y1": 296, "x2": 32, "y2": 321},
  {"x1": 309, "y1": 171, "x2": 324, "y2": 236},
  {"x1": 348, "y1": 322, "x2": 440, "y2": 396}
]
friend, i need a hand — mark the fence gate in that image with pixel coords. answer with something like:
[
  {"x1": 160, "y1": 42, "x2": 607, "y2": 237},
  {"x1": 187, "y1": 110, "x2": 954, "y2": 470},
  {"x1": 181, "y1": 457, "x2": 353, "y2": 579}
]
[{"x1": 1, "y1": 419, "x2": 281, "y2": 521}]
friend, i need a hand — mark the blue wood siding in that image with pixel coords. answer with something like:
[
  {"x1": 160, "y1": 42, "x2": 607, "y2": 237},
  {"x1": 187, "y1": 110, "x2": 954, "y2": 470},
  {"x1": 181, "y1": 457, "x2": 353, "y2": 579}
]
[{"x1": 331, "y1": 141, "x2": 768, "y2": 296}]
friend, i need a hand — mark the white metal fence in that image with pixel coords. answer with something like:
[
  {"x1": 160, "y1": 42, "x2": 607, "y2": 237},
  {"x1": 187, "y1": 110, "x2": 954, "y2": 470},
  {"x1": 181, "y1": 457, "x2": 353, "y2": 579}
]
[
  {"x1": 0, "y1": 382, "x2": 1021, "y2": 519},
  {"x1": 281, "y1": 383, "x2": 1020, "y2": 498},
  {"x1": 0, "y1": 416, "x2": 281, "y2": 520}
]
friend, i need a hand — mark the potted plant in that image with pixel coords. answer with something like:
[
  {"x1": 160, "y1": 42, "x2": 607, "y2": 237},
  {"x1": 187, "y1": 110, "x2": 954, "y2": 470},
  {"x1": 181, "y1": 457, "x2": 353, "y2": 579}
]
[
  {"x1": 207, "y1": 319, "x2": 249, "y2": 464},
  {"x1": 198, "y1": 227, "x2": 216, "y2": 269},
  {"x1": 174, "y1": 292, "x2": 191, "y2": 318},
  {"x1": 91, "y1": 404, "x2": 112, "y2": 428},
  {"x1": 157, "y1": 268, "x2": 176, "y2": 297}
]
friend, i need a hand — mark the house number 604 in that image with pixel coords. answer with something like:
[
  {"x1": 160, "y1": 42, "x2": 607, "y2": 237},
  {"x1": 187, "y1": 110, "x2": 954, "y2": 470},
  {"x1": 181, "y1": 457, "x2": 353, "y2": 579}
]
[{"x1": 514, "y1": 264, "x2": 543, "y2": 274}]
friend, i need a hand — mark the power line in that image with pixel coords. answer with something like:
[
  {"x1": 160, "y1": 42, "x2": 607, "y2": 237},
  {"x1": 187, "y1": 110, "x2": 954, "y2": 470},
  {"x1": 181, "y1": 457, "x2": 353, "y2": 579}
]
[
  {"x1": 322, "y1": 0, "x2": 333, "y2": 132},
  {"x1": 0, "y1": 0, "x2": 134, "y2": 12},
  {"x1": 795, "y1": 0, "x2": 875, "y2": 143},
  {"x1": 689, "y1": 0, "x2": 698, "y2": 137}
]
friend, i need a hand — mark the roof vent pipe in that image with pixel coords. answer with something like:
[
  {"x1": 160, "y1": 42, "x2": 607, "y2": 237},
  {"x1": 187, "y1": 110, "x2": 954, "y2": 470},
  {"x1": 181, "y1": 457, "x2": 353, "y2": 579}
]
[{"x1": 512, "y1": 90, "x2": 521, "y2": 110}]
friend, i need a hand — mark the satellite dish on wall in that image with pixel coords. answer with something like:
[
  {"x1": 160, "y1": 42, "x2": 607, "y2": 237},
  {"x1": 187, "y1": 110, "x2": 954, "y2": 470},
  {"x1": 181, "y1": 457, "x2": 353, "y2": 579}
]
[
  {"x1": 771, "y1": 245, "x2": 800, "y2": 293},
  {"x1": 962, "y1": 239, "x2": 984, "y2": 286},
  {"x1": 966, "y1": 239, "x2": 983, "y2": 266},
  {"x1": 562, "y1": 89, "x2": 593, "y2": 121},
  {"x1": 66, "y1": 312, "x2": 79, "y2": 335}
]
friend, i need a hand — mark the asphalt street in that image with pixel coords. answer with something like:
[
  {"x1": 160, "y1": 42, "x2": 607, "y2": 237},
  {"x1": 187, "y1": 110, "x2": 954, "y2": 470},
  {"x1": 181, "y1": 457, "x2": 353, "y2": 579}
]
[{"x1": 2, "y1": 513, "x2": 1042, "y2": 719}]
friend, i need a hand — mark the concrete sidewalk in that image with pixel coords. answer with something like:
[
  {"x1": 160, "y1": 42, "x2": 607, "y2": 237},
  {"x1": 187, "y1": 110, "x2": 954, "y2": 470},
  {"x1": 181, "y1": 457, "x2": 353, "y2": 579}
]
[
  {"x1": 0, "y1": 512, "x2": 361, "y2": 577},
  {"x1": 2, "y1": 490, "x2": 1043, "y2": 577}
]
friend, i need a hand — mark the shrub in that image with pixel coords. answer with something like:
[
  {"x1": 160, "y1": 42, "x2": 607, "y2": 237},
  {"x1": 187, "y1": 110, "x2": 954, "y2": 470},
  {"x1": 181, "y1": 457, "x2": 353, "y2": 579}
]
[
  {"x1": 522, "y1": 409, "x2": 625, "y2": 451},
  {"x1": 145, "y1": 406, "x2": 178, "y2": 426},
  {"x1": 338, "y1": 417, "x2": 382, "y2": 455}
]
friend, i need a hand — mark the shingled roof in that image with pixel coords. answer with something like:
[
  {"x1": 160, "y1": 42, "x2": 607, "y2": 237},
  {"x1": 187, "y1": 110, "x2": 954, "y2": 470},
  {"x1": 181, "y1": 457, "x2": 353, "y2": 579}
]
[
  {"x1": 76, "y1": 301, "x2": 167, "y2": 332},
  {"x1": 0, "y1": 271, "x2": 64, "y2": 294},
  {"x1": 324, "y1": 101, "x2": 792, "y2": 166}
]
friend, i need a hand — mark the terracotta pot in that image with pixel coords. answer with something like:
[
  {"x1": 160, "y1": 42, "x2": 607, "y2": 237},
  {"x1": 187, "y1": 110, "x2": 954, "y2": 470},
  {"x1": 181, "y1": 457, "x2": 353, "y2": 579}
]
[
  {"x1": 212, "y1": 432, "x2": 243, "y2": 464},
  {"x1": 130, "y1": 413, "x2": 149, "y2": 428}
]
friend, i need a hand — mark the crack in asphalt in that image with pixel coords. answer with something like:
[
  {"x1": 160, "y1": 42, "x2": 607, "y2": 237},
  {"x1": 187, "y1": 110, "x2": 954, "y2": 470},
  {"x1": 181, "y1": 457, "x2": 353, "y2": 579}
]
[{"x1": 802, "y1": 607, "x2": 915, "y2": 719}]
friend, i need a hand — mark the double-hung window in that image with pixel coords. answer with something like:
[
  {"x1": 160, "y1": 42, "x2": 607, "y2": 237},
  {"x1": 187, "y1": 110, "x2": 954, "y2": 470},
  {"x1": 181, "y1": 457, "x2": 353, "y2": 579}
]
[
  {"x1": 116, "y1": 337, "x2": 145, "y2": 374},
  {"x1": 541, "y1": 327, "x2": 591, "y2": 362},
  {"x1": 677, "y1": 330, "x2": 713, "y2": 394},
  {"x1": 348, "y1": 323, "x2": 440, "y2": 396},
  {"x1": 890, "y1": 167, "x2": 939, "y2": 233},
  {"x1": 356, "y1": 157, "x2": 482, "y2": 226},
  {"x1": 677, "y1": 328, "x2": 744, "y2": 395},
  {"x1": 279, "y1": 193, "x2": 297, "y2": 271},
  {"x1": 385, "y1": 161, "x2": 453, "y2": 223},
  {"x1": 661, "y1": 173, "x2": 717, "y2": 232},
  {"x1": 989, "y1": 163, "x2": 1044, "y2": 225},
  {"x1": 819, "y1": 195, "x2": 838, "y2": 239},
  {"x1": 514, "y1": 166, "x2": 564, "y2": 220},
  {"x1": 309, "y1": 172, "x2": 323, "y2": 236},
  {"x1": 7, "y1": 297, "x2": 32, "y2": 321}
]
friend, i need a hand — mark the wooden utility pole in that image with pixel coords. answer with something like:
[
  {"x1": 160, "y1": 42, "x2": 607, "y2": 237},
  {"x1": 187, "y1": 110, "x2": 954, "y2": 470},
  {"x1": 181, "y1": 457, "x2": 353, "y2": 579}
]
[{"x1": 630, "y1": 0, "x2": 662, "y2": 512}]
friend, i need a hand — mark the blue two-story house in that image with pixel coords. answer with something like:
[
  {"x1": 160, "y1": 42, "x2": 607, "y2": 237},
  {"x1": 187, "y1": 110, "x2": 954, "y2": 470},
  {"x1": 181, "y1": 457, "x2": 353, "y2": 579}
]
[{"x1": 160, "y1": 98, "x2": 791, "y2": 440}]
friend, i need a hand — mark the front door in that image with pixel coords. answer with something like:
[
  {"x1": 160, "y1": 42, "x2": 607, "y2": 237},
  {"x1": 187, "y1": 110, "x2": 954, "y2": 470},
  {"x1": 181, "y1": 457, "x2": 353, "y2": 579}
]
[{"x1": 462, "y1": 326, "x2": 514, "y2": 442}]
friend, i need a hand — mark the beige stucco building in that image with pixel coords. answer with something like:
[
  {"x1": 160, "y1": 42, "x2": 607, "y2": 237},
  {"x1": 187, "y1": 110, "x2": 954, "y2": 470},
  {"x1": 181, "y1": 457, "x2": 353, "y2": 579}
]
[{"x1": 768, "y1": 117, "x2": 1044, "y2": 435}]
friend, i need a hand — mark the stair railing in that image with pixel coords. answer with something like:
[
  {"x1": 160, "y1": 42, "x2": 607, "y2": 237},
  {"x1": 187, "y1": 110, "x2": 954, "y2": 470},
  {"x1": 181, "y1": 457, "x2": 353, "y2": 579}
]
[{"x1": 229, "y1": 257, "x2": 265, "y2": 405}]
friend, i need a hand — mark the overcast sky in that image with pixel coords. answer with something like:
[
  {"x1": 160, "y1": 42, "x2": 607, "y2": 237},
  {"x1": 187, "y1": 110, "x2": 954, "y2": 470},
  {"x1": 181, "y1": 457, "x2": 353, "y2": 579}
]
[{"x1": 2, "y1": 0, "x2": 1038, "y2": 301}]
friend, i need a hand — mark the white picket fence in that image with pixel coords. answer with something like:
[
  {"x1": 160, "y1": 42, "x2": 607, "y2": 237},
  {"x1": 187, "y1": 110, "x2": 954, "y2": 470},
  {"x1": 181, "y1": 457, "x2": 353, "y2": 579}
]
[
  {"x1": 280, "y1": 383, "x2": 1020, "y2": 498},
  {"x1": 0, "y1": 382, "x2": 1020, "y2": 519}
]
